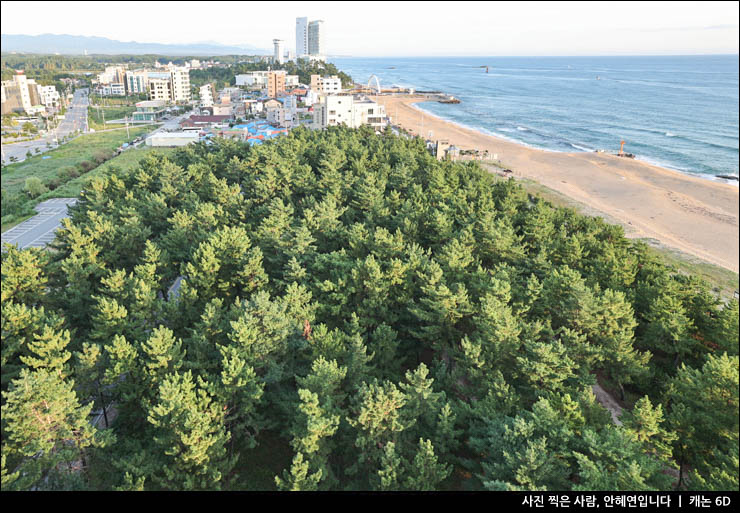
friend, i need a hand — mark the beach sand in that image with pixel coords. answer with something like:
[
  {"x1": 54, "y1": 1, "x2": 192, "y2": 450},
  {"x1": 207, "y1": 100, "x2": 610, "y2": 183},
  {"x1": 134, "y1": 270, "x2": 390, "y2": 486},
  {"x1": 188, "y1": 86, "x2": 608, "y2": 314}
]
[{"x1": 373, "y1": 95, "x2": 739, "y2": 273}]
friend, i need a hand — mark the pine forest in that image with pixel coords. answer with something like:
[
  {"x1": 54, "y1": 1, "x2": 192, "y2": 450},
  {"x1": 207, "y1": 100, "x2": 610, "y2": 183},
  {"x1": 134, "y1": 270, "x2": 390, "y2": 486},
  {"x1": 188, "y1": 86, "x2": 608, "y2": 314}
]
[{"x1": 2, "y1": 126, "x2": 738, "y2": 491}]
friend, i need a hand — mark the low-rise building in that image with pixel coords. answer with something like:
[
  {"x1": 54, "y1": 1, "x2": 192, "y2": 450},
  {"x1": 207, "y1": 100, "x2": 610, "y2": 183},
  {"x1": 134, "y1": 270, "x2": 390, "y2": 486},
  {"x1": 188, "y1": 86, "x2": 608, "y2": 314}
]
[
  {"x1": 312, "y1": 95, "x2": 386, "y2": 131},
  {"x1": 131, "y1": 100, "x2": 167, "y2": 121},
  {"x1": 199, "y1": 84, "x2": 214, "y2": 107},
  {"x1": 310, "y1": 74, "x2": 342, "y2": 94},
  {"x1": 146, "y1": 131, "x2": 200, "y2": 147},
  {"x1": 98, "y1": 83, "x2": 126, "y2": 96},
  {"x1": 212, "y1": 103, "x2": 232, "y2": 116},
  {"x1": 39, "y1": 85, "x2": 60, "y2": 108},
  {"x1": 179, "y1": 114, "x2": 232, "y2": 130},
  {"x1": 286, "y1": 75, "x2": 300, "y2": 88},
  {"x1": 235, "y1": 71, "x2": 270, "y2": 88}
]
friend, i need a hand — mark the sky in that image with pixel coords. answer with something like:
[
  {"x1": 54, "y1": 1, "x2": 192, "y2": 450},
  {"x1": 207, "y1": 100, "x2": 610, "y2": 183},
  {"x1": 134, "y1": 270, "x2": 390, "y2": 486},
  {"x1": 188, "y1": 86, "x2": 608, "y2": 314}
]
[{"x1": 1, "y1": 0, "x2": 738, "y2": 56}]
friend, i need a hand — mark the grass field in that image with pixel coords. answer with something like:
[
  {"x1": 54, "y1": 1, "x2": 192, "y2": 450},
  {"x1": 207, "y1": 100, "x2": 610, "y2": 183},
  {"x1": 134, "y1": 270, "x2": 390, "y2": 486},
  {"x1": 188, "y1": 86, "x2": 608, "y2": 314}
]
[
  {"x1": 1, "y1": 126, "x2": 155, "y2": 231},
  {"x1": 88, "y1": 105, "x2": 137, "y2": 130},
  {"x1": 45, "y1": 145, "x2": 178, "y2": 198}
]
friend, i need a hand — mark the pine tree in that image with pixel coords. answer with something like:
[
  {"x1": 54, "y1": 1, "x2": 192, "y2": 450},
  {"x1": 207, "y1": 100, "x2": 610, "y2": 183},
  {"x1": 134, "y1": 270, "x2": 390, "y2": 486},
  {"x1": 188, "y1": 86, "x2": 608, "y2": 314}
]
[
  {"x1": 667, "y1": 353, "x2": 739, "y2": 489},
  {"x1": 275, "y1": 452, "x2": 322, "y2": 491},
  {"x1": 2, "y1": 368, "x2": 110, "y2": 490},
  {"x1": 146, "y1": 371, "x2": 235, "y2": 490},
  {"x1": 403, "y1": 438, "x2": 451, "y2": 491}
]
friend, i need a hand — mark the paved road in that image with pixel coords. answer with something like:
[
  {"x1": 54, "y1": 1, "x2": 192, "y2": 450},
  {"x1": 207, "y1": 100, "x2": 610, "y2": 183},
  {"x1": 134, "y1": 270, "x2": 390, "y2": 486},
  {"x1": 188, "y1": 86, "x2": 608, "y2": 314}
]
[
  {"x1": 1, "y1": 198, "x2": 77, "y2": 250},
  {"x1": 1, "y1": 89, "x2": 89, "y2": 164}
]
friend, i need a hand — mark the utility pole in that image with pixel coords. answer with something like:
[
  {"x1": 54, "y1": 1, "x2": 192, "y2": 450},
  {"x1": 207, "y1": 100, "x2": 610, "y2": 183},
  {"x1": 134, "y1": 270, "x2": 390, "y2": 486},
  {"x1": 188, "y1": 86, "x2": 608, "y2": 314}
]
[{"x1": 125, "y1": 116, "x2": 130, "y2": 139}]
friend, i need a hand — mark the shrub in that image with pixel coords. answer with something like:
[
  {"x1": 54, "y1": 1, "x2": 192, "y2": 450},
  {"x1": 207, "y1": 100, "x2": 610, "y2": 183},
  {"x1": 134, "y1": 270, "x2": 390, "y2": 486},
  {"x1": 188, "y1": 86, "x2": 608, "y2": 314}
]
[
  {"x1": 92, "y1": 150, "x2": 110, "y2": 164},
  {"x1": 61, "y1": 166, "x2": 80, "y2": 180},
  {"x1": 47, "y1": 178, "x2": 61, "y2": 190},
  {"x1": 78, "y1": 161, "x2": 95, "y2": 173},
  {"x1": 23, "y1": 177, "x2": 48, "y2": 198}
]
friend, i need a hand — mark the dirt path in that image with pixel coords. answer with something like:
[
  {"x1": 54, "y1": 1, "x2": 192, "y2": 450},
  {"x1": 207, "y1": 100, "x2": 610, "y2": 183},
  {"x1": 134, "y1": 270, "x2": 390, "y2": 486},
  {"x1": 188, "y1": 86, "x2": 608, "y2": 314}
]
[{"x1": 592, "y1": 383, "x2": 624, "y2": 426}]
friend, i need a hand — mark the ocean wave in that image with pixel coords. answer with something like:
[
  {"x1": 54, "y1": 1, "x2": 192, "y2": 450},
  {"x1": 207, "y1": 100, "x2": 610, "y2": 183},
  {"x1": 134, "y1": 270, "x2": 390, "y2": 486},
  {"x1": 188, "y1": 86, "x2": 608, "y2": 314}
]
[
  {"x1": 569, "y1": 143, "x2": 595, "y2": 152},
  {"x1": 516, "y1": 126, "x2": 529, "y2": 131},
  {"x1": 665, "y1": 132, "x2": 677, "y2": 137}
]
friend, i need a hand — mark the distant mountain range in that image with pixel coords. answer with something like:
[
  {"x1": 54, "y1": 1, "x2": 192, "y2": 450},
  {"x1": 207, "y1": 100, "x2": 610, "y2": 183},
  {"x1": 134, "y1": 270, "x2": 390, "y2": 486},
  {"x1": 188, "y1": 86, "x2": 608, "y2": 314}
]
[{"x1": 1, "y1": 34, "x2": 270, "y2": 56}]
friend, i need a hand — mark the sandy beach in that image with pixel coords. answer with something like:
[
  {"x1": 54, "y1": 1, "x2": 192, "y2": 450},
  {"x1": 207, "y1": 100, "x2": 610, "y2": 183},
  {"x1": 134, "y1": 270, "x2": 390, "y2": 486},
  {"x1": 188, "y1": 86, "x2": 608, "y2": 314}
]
[{"x1": 372, "y1": 95, "x2": 739, "y2": 273}]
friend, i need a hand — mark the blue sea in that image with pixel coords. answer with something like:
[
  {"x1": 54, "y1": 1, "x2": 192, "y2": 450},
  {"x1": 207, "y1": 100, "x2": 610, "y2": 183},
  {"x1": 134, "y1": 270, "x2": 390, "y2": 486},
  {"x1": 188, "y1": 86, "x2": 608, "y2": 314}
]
[{"x1": 332, "y1": 56, "x2": 739, "y2": 182}]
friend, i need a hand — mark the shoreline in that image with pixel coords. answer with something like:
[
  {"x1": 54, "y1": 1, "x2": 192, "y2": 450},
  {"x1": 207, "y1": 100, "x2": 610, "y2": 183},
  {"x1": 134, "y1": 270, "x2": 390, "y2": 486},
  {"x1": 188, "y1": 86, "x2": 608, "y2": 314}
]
[
  {"x1": 372, "y1": 94, "x2": 739, "y2": 273},
  {"x1": 410, "y1": 101, "x2": 739, "y2": 188}
]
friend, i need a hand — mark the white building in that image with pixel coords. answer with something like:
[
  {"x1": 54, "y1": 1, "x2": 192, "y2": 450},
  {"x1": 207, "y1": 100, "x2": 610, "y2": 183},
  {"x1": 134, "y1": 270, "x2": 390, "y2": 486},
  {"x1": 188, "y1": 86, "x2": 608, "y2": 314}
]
[
  {"x1": 146, "y1": 131, "x2": 200, "y2": 147},
  {"x1": 311, "y1": 74, "x2": 342, "y2": 94},
  {"x1": 199, "y1": 84, "x2": 214, "y2": 107},
  {"x1": 9, "y1": 72, "x2": 32, "y2": 113},
  {"x1": 235, "y1": 71, "x2": 270, "y2": 88},
  {"x1": 169, "y1": 66, "x2": 191, "y2": 103},
  {"x1": 312, "y1": 95, "x2": 386, "y2": 131},
  {"x1": 286, "y1": 75, "x2": 299, "y2": 88},
  {"x1": 148, "y1": 78, "x2": 173, "y2": 102},
  {"x1": 308, "y1": 20, "x2": 326, "y2": 60},
  {"x1": 125, "y1": 70, "x2": 149, "y2": 94},
  {"x1": 296, "y1": 17, "x2": 309, "y2": 57},
  {"x1": 97, "y1": 66, "x2": 125, "y2": 85},
  {"x1": 39, "y1": 86, "x2": 60, "y2": 107},
  {"x1": 98, "y1": 83, "x2": 126, "y2": 96},
  {"x1": 321, "y1": 76, "x2": 341, "y2": 94},
  {"x1": 273, "y1": 39, "x2": 285, "y2": 65}
]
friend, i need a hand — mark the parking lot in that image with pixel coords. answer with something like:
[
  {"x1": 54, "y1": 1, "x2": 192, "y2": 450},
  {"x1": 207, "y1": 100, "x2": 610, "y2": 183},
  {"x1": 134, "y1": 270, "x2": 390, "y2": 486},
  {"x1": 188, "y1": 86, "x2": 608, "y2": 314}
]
[{"x1": 1, "y1": 198, "x2": 78, "y2": 250}]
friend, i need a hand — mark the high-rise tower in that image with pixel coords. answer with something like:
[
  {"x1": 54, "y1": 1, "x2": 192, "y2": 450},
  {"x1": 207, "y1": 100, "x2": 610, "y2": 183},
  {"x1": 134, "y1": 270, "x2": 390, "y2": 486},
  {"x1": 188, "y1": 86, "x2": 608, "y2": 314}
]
[
  {"x1": 295, "y1": 17, "x2": 308, "y2": 58},
  {"x1": 308, "y1": 20, "x2": 325, "y2": 58},
  {"x1": 273, "y1": 39, "x2": 285, "y2": 64}
]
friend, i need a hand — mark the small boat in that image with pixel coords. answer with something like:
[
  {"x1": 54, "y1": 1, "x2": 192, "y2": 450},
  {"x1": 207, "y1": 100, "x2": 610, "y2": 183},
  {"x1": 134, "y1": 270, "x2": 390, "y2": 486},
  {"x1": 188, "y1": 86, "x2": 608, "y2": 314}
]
[
  {"x1": 387, "y1": 66, "x2": 396, "y2": 69},
  {"x1": 596, "y1": 76, "x2": 601, "y2": 80}
]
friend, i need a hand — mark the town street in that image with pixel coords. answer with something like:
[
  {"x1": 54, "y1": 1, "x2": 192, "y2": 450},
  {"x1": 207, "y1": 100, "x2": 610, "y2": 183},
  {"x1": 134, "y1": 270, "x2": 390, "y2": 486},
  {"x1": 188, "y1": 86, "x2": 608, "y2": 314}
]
[{"x1": 1, "y1": 88, "x2": 89, "y2": 164}]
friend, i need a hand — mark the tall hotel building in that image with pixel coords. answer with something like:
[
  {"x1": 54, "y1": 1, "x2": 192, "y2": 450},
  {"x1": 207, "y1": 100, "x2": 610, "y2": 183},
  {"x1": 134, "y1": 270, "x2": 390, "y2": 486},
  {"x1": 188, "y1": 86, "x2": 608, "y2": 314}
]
[
  {"x1": 296, "y1": 17, "x2": 325, "y2": 61},
  {"x1": 308, "y1": 20, "x2": 325, "y2": 59},
  {"x1": 296, "y1": 17, "x2": 309, "y2": 58}
]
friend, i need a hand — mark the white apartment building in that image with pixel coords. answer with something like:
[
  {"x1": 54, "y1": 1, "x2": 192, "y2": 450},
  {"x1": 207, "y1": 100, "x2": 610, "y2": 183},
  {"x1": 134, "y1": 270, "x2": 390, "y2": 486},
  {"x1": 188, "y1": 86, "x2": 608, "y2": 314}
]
[
  {"x1": 98, "y1": 83, "x2": 126, "y2": 96},
  {"x1": 148, "y1": 78, "x2": 173, "y2": 102},
  {"x1": 273, "y1": 39, "x2": 285, "y2": 65},
  {"x1": 169, "y1": 66, "x2": 191, "y2": 103},
  {"x1": 296, "y1": 17, "x2": 309, "y2": 57},
  {"x1": 321, "y1": 76, "x2": 341, "y2": 94},
  {"x1": 39, "y1": 86, "x2": 60, "y2": 107},
  {"x1": 97, "y1": 66, "x2": 126, "y2": 85},
  {"x1": 286, "y1": 75, "x2": 299, "y2": 88},
  {"x1": 312, "y1": 95, "x2": 386, "y2": 131},
  {"x1": 125, "y1": 70, "x2": 148, "y2": 94},
  {"x1": 12, "y1": 72, "x2": 32, "y2": 113},
  {"x1": 235, "y1": 71, "x2": 270, "y2": 88},
  {"x1": 199, "y1": 84, "x2": 214, "y2": 107},
  {"x1": 310, "y1": 74, "x2": 342, "y2": 94}
]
